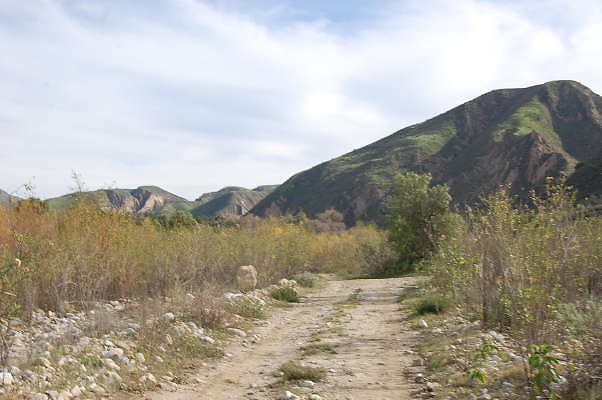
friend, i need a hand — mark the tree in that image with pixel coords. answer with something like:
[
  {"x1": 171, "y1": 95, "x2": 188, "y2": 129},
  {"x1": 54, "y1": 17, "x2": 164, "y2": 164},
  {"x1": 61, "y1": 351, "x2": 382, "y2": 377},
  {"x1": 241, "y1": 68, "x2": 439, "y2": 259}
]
[{"x1": 386, "y1": 172, "x2": 453, "y2": 271}]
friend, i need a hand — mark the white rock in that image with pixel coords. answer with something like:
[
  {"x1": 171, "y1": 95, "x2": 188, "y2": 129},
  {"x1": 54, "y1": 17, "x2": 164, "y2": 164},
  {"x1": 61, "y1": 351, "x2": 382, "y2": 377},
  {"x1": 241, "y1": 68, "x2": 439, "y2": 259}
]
[
  {"x1": 45, "y1": 391, "x2": 59, "y2": 400},
  {"x1": 101, "y1": 348, "x2": 124, "y2": 361},
  {"x1": 135, "y1": 353, "x2": 146, "y2": 363},
  {"x1": 281, "y1": 391, "x2": 300, "y2": 400},
  {"x1": 418, "y1": 320, "x2": 429, "y2": 328},
  {"x1": 88, "y1": 383, "x2": 105, "y2": 395},
  {"x1": 102, "y1": 358, "x2": 121, "y2": 371},
  {"x1": 488, "y1": 330, "x2": 505, "y2": 342},
  {"x1": 57, "y1": 391, "x2": 72, "y2": 400},
  {"x1": 300, "y1": 380, "x2": 316, "y2": 388},
  {"x1": 162, "y1": 312, "x2": 176, "y2": 321},
  {"x1": 70, "y1": 386, "x2": 84, "y2": 397},
  {"x1": 34, "y1": 357, "x2": 52, "y2": 368},
  {"x1": 227, "y1": 328, "x2": 247, "y2": 337},
  {"x1": 139, "y1": 373, "x2": 157, "y2": 385},
  {"x1": 237, "y1": 265, "x2": 258, "y2": 292},
  {"x1": 27, "y1": 393, "x2": 48, "y2": 400},
  {"x1": 309, "y1": 395, "x2": 322, "y2": 400},
  {"x1": 22, "y1": 370, "x2": 37, "y2": 382},
  {"x1": 103, "y1": 370, "x2": 122, "y2": 385},
  {"x1": 199, "y1": 336, "x2": 215, "y2": 344},
  {"x1": 223, "y1": 292, "x2": 244, "y2": 301},
  {"x1": 0, "y1": 372, "x2": 14, "y2": 386}
]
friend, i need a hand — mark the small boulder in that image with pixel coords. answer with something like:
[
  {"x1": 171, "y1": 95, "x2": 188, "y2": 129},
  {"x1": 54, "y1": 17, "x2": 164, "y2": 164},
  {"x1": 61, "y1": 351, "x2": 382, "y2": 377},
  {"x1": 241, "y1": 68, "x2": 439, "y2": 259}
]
[
  {"x1": 281, "y1": 391, "x2": 300, "y2": 400},
  {"x1": 237, "y1": 265, "x2": 258, "y2": 292},
  {"x1": 418, "y1": 320, "x2": 429, "y2": 328},
  {"x1": 300, "y1": 380, "x2": 316, "y2": 388},
  {"x1": 139, "y1": 373, "x2": 158, "y2": 385},
  {"x1": 102, "y1": 358, "x2": 121, "y2": 371},
  {"x1": 227, "y1": 328, "x2": 247, "y2": 337}
]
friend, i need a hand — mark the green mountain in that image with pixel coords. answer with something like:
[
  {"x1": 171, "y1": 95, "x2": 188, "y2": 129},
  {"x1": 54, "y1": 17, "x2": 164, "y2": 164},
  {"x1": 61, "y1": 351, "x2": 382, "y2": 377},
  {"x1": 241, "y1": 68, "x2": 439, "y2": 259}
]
[
  {"x1": 0, "y1": 189, "x2": 21, "y2": 207},
  {"x1": 252, "y1": 80, "x2": 602, "y2": 224},
  {"x1": 45, "y1": 185, "x2": 278, "y2": 218}
]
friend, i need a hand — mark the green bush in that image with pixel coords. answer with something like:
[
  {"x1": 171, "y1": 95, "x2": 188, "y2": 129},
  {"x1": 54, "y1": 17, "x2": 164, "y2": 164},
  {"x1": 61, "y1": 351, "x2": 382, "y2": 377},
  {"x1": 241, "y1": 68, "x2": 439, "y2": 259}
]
[
  {"x1": 293, "y1": 272, "x2": 318, "y2": 288},
  {"x1": 385, "y1": 172, "x2": 455, "y2": 273},
  {"x1": 279, "y1": 361, "x2": 325, "y2": 381},
  {"x1": 270, "y1": 286, "x2": 299, "y2": 303},
  {"x1": 415, "y1": 294, "x2": 452, "y2": 315}
]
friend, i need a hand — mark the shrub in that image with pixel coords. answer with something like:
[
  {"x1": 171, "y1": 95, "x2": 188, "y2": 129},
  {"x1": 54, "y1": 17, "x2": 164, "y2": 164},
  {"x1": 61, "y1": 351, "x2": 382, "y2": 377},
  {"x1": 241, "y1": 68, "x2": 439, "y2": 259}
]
[
  {"x1": 279, "y1": 361, "x2": 325, "y2": 381},
  {"x1": 270, "y1": 286, "x2": 299, "y2": 303},
  {"x1": 430, "y1": 183, "x2": 602, "y2": 342},
  {"x1": 415, "y1": 294, "x2": 452, "y2": 315},
  {"x1": 385, "y1": 173, "x2": 455, "y2": 273},
  {"x1": 293, "y1": 272, "x2": 318, "y2": 288}
]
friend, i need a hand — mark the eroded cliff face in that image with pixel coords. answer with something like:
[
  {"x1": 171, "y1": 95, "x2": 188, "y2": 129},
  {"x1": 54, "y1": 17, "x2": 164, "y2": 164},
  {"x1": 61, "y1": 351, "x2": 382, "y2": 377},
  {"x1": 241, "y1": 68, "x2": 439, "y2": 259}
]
[{"x1": 252, "y1": 81, "x2": 602, "y2": 224}]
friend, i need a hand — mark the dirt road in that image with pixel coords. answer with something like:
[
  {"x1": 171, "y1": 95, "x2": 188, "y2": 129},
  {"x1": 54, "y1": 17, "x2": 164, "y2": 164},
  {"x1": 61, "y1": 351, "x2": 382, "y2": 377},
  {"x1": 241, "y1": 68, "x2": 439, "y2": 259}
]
[{"x1": 143, "y1": 277, "x2": 424, "y2": 400}]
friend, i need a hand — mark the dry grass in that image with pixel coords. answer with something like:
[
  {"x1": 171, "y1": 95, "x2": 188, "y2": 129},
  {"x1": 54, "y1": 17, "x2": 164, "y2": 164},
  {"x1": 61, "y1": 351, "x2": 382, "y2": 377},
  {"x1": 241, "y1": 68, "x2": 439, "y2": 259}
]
[{"x1": 0, "y1": 199, "x2": 389, "y2": 317}]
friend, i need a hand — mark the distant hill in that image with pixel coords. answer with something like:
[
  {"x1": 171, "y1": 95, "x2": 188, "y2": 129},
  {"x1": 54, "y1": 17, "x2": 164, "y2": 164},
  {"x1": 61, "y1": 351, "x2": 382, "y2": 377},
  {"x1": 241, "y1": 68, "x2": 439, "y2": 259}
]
[
  {"x1": 45, "y1": 186, "x2": 189, "y2": 214},
  {"x1": 191, "y1": 186, "x2": 278, "y2": 217},
  {"x1": 252, "y1": 80, "x2": 602, "y2": 224},
  {"x1": 0, "y1": 189, "x2": 21, "y2": 207},
  {"x1": 45, "y1": 185, "x2": 278, "y2": 218}
]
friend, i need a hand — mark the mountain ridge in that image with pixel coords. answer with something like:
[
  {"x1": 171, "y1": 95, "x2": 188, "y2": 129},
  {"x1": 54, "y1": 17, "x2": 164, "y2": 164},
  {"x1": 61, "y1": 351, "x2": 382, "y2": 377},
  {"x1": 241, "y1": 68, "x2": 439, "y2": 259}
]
[
  {"x1": 43, "y1": 185, "x2": 278, "y2": 218},
  {"x1": 252, "y1": 80, "x2": 602, "y2": 224}
]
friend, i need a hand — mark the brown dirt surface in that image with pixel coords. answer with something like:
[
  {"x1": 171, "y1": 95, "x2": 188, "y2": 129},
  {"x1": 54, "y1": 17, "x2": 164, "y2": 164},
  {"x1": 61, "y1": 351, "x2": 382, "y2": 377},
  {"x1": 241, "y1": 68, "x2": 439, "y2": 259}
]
[{"x1": 136, "y1": 276, "x2": 425, "y2": 400}]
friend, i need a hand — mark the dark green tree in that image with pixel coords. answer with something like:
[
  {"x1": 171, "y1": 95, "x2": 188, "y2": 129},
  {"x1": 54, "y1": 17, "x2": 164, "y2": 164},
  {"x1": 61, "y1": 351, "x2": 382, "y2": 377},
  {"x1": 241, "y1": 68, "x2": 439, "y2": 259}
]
[{"x1": 386, "y1": 172, "x2": 453, "y2": 272}]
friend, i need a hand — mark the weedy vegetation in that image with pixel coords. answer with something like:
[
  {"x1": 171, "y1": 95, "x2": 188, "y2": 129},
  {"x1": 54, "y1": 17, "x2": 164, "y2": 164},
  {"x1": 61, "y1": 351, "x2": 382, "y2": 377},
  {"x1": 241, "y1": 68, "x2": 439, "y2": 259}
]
[{"x1": 0, "y1": 197, "x2": 390, "y2": 319}]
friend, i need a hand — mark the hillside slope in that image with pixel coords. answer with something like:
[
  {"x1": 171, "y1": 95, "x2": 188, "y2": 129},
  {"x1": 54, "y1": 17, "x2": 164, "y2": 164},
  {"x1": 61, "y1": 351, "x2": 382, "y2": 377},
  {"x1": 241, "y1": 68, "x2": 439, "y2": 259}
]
[
  {"x1": 0, "y1": 189, "x2": 21, "y2": 207},
  {"x1": 252, "y1": 80, "x2": 602, "y2": 224}
]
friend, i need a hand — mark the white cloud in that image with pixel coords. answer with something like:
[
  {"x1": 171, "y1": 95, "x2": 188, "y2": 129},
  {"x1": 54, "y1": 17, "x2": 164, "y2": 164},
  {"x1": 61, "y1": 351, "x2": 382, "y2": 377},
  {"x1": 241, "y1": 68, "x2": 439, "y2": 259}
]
[{"x1": 0, "y1": 0, "x2": 601, "y2": 199}]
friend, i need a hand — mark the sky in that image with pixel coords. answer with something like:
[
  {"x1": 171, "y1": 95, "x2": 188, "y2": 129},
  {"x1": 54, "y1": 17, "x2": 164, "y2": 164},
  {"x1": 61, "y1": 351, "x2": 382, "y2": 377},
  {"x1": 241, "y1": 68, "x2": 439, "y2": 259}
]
[{"x1": 1, "y1": 0, "x2": 601, "y2": 200}]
